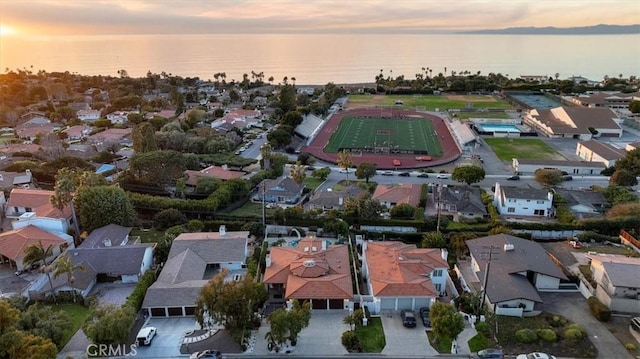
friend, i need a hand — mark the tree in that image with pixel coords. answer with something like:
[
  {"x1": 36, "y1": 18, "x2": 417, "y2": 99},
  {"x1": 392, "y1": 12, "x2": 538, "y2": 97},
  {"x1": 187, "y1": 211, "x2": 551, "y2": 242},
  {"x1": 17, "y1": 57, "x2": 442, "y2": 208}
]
[
  {"x1": 75, "y1": 186, "x2": 137, "y2": 232},
  {"x1": 132, "y1": 122, "x2": 158, "y2": 153},
  {"x1": 5, "y1": 332, "x2": 57, "y2": 359},
  {"x1": 451, "y1": 166, "x2": 485, "y2": 185},
  {"x1": 534, "y1": 169, "x2": 563, "y2": 187},
  {"x1": 337, "y1": 150, "x2": 353, "y2": 183},
  {"x1": 51, "y1": 168, "x2": 82, "y2": 246},
  {"x1": 609, "y1": 169, "x2": 638, "y2": 187},
  {"x1": 129, "y1": 150, "x2": 186, "y2": 186},
  {"x1": 278, "y1": 85, "x2": 296, "y2": 113},
  {"x1": 266, "y1": 128, "x2": 293, "y2": 148},
  {"x1": 630, "y1": 100, "x2": 640, "y2": 114},
  {"x1": 84, "y1": 304, "x2": 135, "y2": 345},
  {"x1": 602, "y1": 185, "x2": 638, "y2": 205},
  {"x1": 195, "y1": 270, "x2": 267, "y2": 343},
  {"x1": 260, "y1": 143, "x2": 272, "y2": 169},
  {"x1": 52, "y1": 254, "x2": 86, "y2": 303},
  {"x1": 355, "y1": 163, "x2": 376, "y2": 183},
  {"x1": 430, "y1": 302, "x2": 464, "y2": 343},
  {"x1": 0, "y1": 300, "x2": 20, "y2": 335},
  {"x1": 606, "y1": 202, "x2": 640, "y2": 219},
  {"x1": 422, "y1": 232, "x2": 447, "y2": 248},
  {"x1": 281, "y1": 111, "x2": 303, "y2": 128},
  {"x1": 289, "y1": 162, "x2": 306, "y2": 185},
  {"x1": 266, "y1": 300, "x2": 311, "y2": 348},
  {"x1": 23, "y1": 242, "x2": 57, "y2": 304},
  {"x1": 614, "y1": 148, "x2": 640, "y2": 176},
  {"x1": 153, "y1": 208, "x2": 187, "y2": 230},
  {"x1": 390, "y1": 203, "x2": 416, "y2": 219},
  {"x1": 312, "y1": 167, "x2": 331, "y2": 181},
  {"x1": 296, "y1": 153, "x2": 315, "y2": 166},
  {"x1": 16, "y1": 304, "x2": 72, "y2": 347}
]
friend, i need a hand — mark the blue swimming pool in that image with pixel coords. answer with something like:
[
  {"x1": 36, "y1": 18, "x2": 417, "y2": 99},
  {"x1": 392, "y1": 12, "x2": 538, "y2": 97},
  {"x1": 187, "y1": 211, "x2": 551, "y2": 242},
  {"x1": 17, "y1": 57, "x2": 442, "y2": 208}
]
[
  {"x1": 290, "y1": 239, "x2": 333, "y2": 248},
  {"x1": 476, "y1": 124, "x2": 521, "y2": 133}
]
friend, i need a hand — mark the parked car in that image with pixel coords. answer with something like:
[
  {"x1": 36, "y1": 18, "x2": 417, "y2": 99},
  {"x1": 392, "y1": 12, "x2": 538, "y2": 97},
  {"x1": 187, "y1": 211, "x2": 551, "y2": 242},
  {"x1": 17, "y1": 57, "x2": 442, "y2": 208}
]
[
  {"x1": 516, "y1": 352, "x2": 556, "y2": 359},
  {"x1": 419, "y1": 307, "x2": 431, "y2": 327},
  {"x1": 400, "y1": 310, "x2": 416, "y2": 328},
  {"x1": 136, "y1": 327, "x2": 157, "y2": 346},
  {"x1": 399, "y1": 172, "x2": 411, "y2": 177},
  {"x1": 306, "y1": 166, "x2": 316, "y2": 171},
  {"x1": 190, "y1": 350, "x2": 222, "y2": 359},
  {"x1": 338, "y1": 168, "x2": 351, "y2": 173},
  {"x1": 381, "y1": 171, "x2": 394, "y2": 176},
  {"x1": 563, "y1": 175, "x2": 573, "y2": 181},
  {"x1": 471, "y1": 348, "x2": 505, "y2": 359},
  {"x1": 436, "y1": 174, "x2": 448, "y2": 179},
  {"x1": 417, "y1": 173, "x2": 430, "y2": 178},
  {"x1": 507, "y1": 175, "x2": 520, "y2": 180},
  {"x1": 569, "y1": 239, "x2": 582, "y2": 249}
]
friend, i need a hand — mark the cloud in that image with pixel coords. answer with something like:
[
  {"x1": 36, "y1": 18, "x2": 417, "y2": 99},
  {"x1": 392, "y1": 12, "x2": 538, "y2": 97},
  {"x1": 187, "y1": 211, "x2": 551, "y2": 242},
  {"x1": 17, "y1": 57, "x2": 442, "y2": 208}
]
[{"x1": 2, "y1": 0, "x2": 638, "y2": 35}]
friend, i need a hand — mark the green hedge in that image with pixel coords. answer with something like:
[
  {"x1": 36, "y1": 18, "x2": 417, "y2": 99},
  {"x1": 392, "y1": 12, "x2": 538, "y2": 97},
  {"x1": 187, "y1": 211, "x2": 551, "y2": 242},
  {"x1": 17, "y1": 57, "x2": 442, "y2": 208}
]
[
  {"x1": 123, "y1": 270, "x2": 156, "y2": 312},
  {"x1": 587, "y1": 296, "x2": 611, "y2": 322},
  {"x1": 515, "y1": 328, "x2": 538, "y2": 343}
]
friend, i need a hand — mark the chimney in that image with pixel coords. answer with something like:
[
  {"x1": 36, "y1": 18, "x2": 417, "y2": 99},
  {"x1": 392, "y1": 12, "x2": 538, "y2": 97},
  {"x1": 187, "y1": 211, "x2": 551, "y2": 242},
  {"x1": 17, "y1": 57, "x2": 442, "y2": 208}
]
[
  {"x1": 265, "y1": 254, "x2": 271, "y2": 267},
  {"x1": 504, "y1": 243, "x2": 514, "y2": 251},
  {"x1": 219, "y1": 225, "x2": 226, "y2": 236},
  {"x1": 339, "y1": 197, "x2": 344, "y2": 206},
  {"x1": 441, "y1": 248, "x2": 448, "y2": 261},
  {"x1": 321, "y1": 240, "x2": 327, "y2": 251}
]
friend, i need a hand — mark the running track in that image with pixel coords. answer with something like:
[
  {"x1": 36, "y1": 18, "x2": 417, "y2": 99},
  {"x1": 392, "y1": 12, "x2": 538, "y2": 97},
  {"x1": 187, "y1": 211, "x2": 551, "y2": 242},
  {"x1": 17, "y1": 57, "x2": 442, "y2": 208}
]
[{"x1": 301, "y1": 108, "x2": 462, "y2": 170}]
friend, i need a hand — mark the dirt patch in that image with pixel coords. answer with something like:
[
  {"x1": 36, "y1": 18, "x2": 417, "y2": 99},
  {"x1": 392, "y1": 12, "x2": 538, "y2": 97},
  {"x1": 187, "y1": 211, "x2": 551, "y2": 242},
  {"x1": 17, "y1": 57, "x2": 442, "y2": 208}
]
[{"x1": 446, "y1": 95, "x2": 497, "y2": 102}]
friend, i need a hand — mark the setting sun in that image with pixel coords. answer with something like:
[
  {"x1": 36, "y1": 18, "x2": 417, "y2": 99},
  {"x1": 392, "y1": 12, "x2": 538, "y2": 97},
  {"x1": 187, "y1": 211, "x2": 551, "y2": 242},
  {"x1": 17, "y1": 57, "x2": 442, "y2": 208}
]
[{"x1": 0, "y1": 25, "x2": 16, "y2": 36}]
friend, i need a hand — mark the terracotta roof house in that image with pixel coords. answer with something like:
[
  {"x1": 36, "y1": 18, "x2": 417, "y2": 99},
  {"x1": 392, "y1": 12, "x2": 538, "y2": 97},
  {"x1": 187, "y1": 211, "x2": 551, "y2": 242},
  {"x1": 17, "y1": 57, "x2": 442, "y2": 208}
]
[
  {"x1": 0, "y1": 225, "x2": 69, "y2": 272},
  {"x1": 304, "y1": 185, "x2": 366, "y2": 212},
  {"x1": 184, "y1": 165, "x2": 245, "y2": 187},
  {"x1": 523, "y1": 106, "x2": 623, "y2": 140},
  {"x1": 16, "y1": 125, "x2": 58, "y2": 141},
  {"x1": 5, "y1": 188, "x2": 73, "y2": 235},
  {"x1": 465, "y1": 234, "x2": 568, "y2": 316},
  {"x1": 252, "y1": 177, "x2": 305, "y2": 205},
  {"x1": 63, "y1": 125, "x2": 91, "y2": 141},
  {"x1": 211, "y1": 109, "x2": 262, "y2": 130},
  {"x1": 361, "y1": 241, "x2": 449, "y2": 314},
  {"x1": 587, "y1": 254, "x2": 640, "y2": 314},
  {"x1": 373, "y1": 183, "x2": 421, "y2": 208},
  {"x1": 437, "y1": 186, "x2": 487, "y2": 220},
  {"x1": 263, "y1": 235, "x2": 352, "y2": 310},
  {"x1": 576, "y1": 140, "x2": 627, "y2": 167},
  {"x1": 87, "y1": 128, "x2": 132, "y2": 146},
  {"x1": 142, "y1": 227, "x2": 249, "y2": 317}
]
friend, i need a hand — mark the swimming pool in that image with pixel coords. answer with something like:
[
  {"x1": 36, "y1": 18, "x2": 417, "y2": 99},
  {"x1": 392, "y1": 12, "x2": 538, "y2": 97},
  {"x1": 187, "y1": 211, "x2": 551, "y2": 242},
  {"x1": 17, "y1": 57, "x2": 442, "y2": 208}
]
[
  {"x1": 290, "y1": 239, "x2": 333, "y2": 248},
  {"x1": 476, "y1": 123, "x2": 521, "y2": 133}
]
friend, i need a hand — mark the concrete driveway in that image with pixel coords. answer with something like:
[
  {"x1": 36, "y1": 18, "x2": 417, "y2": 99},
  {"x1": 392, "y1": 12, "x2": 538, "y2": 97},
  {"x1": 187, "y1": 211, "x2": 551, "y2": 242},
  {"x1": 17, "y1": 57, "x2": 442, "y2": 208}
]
[
  {"x1": 134, "y1": 317, "x2": 200, "y2": 358},
  {"x1": 380, "y1": 311, "x2": 438, "y2": 357},
  {"x1": 539, "y1": 292, "x2": 633, "y2": 359}
]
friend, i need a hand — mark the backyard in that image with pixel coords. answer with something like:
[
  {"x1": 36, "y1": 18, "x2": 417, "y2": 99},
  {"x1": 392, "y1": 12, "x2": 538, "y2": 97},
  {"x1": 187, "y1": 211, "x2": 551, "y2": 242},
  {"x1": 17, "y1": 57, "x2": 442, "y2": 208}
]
[
  {"x1": 484, "y1": 138, "x2": 564, "y2": 161},
  {"x1": 347, "y1": 94, "x2": 514, "y2": 110}
]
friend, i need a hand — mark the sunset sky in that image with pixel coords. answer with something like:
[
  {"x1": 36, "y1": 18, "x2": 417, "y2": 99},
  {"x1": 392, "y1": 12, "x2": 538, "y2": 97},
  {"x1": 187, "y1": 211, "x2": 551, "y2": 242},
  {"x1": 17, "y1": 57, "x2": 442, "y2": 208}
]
[{"x1": 1, "y1": 0, "x2": 639, "y2": 36}]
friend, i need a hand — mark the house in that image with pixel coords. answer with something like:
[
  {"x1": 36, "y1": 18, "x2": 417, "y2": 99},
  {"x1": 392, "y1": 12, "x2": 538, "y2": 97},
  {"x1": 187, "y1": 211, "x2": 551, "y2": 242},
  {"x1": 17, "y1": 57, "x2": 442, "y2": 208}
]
[
  {"x1": 106, "y1": 111, "x2": 138, "y2": 125},
  {"x1": 554, "y1": 188, "x2": 606, "y2": 219},
  {"x1": 262, "y1": 235, "x2": 352, "y2": 310},
  {"x1": 142, "y1": 227, "x2": 249, "y2": 317},
  {"x1": 626, "y1": 142, "x2": 640, "y2": 152},
  {"x1": 567, "y1": 91, "x2": 640, "y2": 110},
  {"x1": 437, "y1": 185, "x2": 487, "y2": 220},
  {"x1": 360, "y1": 241, "x2": 449, "y2": 314},
  {"x1": 253, "y1": 177, "x2": 305, "y2": 205},
  {"x1": 6, "y1": 188, "x2": 73, "y2": 234},
  {"x1": 523, "y1": 106, "x2": 623, "y2": 140},
  {"x1": 587, "y1": 254, "x2": 640, "y2": 314},
  {"x1": 211, "y1": 109, "x2": 262, "y2": 130},
  {"x1": 184, "y1": 165, "x2": 245, "y2": 187},
  {"x1": 576, "y1": 140, "x2": 627, "y2": 167},
  {"x1": 512, "y1": 158, "x2": 605, "y2": 175},
  {"x1": 0, "y1": 225, "x2": 69, "y2": 272},
  {"x1": 87, "y1": 128, "x2": 132, "y2": 149},
  {"x1": 466, "y1": 234, "x2": 568, "y2": 316},
  {"x1": 63, "y1": 125, "x2": 91, "y2": 141},
  {"x1": 0, "y1": 170, "x2": 33, "y2": 190},
  {"x1": 16, "y1": 125, "x2": 58, "y2": 141},
  {"x1": 493, "y1": 183, "x2": 553, "y2": 217},
  {"x1": 77, "y1": 109, "x2": 101, "y2": 122},
  {"x1": 373, "y1": 183, "x2": 421, "y2": 208},
  {"x1": 519, "y1": 75, "x2": 550, "y2": 83},
  {"x1": 304, "y1": 185, "x2": 365, "y2": 212}
]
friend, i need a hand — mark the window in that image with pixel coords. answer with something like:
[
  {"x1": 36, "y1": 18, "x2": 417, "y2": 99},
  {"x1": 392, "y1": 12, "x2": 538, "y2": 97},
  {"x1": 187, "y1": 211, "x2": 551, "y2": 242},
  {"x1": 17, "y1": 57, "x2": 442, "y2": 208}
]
[
  {"x1": 526, "y1": 200, "x2": 531, "y2": 202},
  {"x1": 432, "y1": 269, "x2": 443, "y2": 277},
  {"x1": 435, "y1": 283, "x2": 442, "y2": 292},
  {"x1": 507, "y1": 207, "x2": 515, "y2": 213},
  {"x1": 25, "y1": 207, "x2": 32, "y2": 212},
  {"x1": 508, "y1": 199, "x2": 515, "y2": 203},
  {"x1": 536, "y1": 200, "x2": 545, "y2": 204},
  {"x1": 534, "y1": 209, "x2": 545, "y2": 216}
]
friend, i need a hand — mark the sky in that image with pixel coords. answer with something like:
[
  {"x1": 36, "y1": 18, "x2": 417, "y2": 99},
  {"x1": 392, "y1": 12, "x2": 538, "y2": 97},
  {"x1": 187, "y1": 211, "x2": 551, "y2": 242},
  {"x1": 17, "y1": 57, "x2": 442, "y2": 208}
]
[{"x1": 1, "y1": 0, "x2": 639, "y2": 36}]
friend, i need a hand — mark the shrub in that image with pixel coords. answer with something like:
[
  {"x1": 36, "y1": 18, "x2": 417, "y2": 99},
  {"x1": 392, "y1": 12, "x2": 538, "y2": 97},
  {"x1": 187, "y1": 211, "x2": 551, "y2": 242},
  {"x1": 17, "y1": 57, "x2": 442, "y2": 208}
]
[
  {"x1": 153, "y1": 208, "x2": 187, "y2": 230},
  {"x1": 625, "y1": 343, "x2": 637, "y2": 351},
  {"x1": 341, "y1": 331, "x2": 362, "y2": 352},
  {"x1": 515, "y1": 328, "x2": 538, "y2": 344},
  {"x1": 566, "y1": 323, "x2": 587, "y2": 337},
  {"x1": 587, "y1": 296, "x2": 611, "y2": 322},
  {"x1": 536, "y1": 328, "x2": 557, "y2": 342},
  {"x1": 564, "y1": 328, "x2": 585, "y2": 341},
  {"x1": 474, "y1": 321, "x2": 491, "y2": 336}
]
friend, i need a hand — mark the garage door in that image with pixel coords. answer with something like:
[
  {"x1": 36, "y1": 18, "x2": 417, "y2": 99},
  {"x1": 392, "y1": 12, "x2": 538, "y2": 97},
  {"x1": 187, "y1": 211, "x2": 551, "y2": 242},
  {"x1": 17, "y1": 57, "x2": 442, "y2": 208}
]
[
  {"x1": 397, "y1": 298, "x2": 413, "y2": 310},
  {"x1": 380, "y1": 298, "x2": 395, "y2": 310},
  {"x1": 414, "y1": 298, "x2": 431, "y2": 309},
  {"x1": 312, "y1": 299, "x2": 327, "y2": 309},
  {"x1": 329, "y1": 299, "x2": 344, "y2": 309}
]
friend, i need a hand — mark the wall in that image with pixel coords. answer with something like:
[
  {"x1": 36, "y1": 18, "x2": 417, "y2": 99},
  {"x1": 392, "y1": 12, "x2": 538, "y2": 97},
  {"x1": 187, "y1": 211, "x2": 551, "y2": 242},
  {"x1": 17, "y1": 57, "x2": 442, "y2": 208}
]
[{"x1": 534, "y1": 273, "x2": 561, "y2": 289}]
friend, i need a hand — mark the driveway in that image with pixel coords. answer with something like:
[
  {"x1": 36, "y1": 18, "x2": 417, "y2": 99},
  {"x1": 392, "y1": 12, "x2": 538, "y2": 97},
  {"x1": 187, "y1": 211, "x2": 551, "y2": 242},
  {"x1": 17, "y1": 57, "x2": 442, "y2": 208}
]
[
  {"x1": 539, "y1": 292, "x2": 633, "y2": 359},
  {"x1": 380, "y1": 311, "x2": 438, "y2": 357},
  {"x1": 88, "y1": 282, "x2": 136, "y2": 306},
  {"x1": 134, "y1": 317, "x2": 200, "y2": 358}
]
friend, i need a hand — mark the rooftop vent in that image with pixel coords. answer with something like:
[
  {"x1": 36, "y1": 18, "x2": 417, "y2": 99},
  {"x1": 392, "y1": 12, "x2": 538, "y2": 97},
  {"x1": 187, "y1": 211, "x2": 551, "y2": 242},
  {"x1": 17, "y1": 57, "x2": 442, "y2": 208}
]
[
  {"x1": 303, "y1": 247, "x2": 309, "y2": 252},
  {"x1": 312, "y1": 246, "x2": 317, "y2": 252},
  {"x1": 103, "y1": 239, "x2": 112, "y2": 247},
  {"x1": 302, "y1": 260, "x2": 316, "y2": 268},
  {"x1": 504, "y1": 243, "x2": 515, "y2": 251}
]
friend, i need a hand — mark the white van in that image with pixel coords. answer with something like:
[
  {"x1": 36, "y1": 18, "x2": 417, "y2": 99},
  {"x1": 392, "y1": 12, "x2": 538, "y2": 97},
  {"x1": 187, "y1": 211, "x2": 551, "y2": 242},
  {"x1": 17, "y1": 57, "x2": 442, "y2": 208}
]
[{"x1": 136, "y1": 326, "x2": 157, "y2": 346}]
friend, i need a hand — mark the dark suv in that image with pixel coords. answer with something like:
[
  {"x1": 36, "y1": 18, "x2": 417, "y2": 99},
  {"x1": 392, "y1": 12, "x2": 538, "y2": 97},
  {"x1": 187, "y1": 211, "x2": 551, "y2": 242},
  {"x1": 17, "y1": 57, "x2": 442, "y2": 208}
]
[
  {"x1": 400, "y1": 310, "x2": 416, "y2": 328},
  {"x1": 419, "y1": 307, "x2": 431, "y2": 327},
  {"x1": 470, "y1": 348, "x2": 505, "y2": 359}
]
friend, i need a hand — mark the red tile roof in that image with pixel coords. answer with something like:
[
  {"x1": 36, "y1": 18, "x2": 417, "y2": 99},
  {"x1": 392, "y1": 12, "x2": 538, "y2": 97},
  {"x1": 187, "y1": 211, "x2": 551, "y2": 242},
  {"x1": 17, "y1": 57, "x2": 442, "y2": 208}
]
[
  {"x1": 373, "y1": 183, "x2": 422, "y2": 206},
  {"x1": 365, "y1": 241, "x2": 447, "y2": 297},
  {"x1": 7, "y1": 188, "x2": 72, "y2": 218},
  {"x1": 263, "y1": 237, "x2": 353, "y2": 300},
  {"x1": 184, "y1": 165, "x2": 245, "y2": 186},
  {"x1": 0, "y1": 225, "x2": 66, "y2": 261}
]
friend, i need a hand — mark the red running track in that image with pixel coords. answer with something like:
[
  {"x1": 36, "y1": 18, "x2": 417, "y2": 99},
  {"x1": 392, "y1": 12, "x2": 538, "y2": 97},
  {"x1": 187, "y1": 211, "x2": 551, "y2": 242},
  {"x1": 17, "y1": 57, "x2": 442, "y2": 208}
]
[{"x1": 301, "y1": 108, "x2": 461, "y2": 170}]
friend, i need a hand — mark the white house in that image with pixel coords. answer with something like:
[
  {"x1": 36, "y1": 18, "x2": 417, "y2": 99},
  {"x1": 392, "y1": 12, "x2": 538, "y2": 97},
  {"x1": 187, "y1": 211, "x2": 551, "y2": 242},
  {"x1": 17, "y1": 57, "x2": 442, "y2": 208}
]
[
  {"x1": 6, "y1": 188, "x2": 73, "y2": 234},
  {"x1": 493, "y1": 183, "x2": 553, "y2": 217},
  {"x1": 77, "y1": 109, "x2": 101, "y2": 122},
  {"x1": 106, "y1": 111, "x2": 138, "y2": 125},
  {"x1": 576, "y1": 140, "x2": 627, "y2": 167},
  {"x1": 587, "y1": 254, "x2": 640, "y2": 314}
]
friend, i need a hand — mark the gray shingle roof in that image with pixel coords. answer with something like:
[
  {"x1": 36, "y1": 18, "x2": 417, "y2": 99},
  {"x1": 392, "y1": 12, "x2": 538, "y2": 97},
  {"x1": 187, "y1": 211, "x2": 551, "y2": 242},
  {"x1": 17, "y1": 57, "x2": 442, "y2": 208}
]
[
  {"x1": 261, "y1": 177, "x2": 304, "y2": 198},
  {"x1": 68, "y1": 246, "x2": 148, "y2": 275},
  {"x1": 467, "y1": 234, "x2": 567, "y2": 303},
  {"x1": 440, "y1": 186, "x2": 487, "y2": 215},
  {"x1": 501, "y1": 186, "x2": 551, "y2": 201},
  {"x1": 80, "y1": 224, "x2": 132, "y2": 248},
  {"x1": 601, "y1": 262, "x2": 640, "y2": 288}
]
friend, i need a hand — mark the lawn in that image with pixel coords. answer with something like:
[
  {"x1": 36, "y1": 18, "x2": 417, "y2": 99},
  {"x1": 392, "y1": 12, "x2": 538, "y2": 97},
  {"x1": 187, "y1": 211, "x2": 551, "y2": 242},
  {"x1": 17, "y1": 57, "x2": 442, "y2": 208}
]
[
  {"x1": 49, "y1": 303, "x2": 91, "y2": 349},
  {"x1": 354, "y1": 317, "x2": 386, "y2": 352},
  {"x1": 453, "y1": 112, "x2": 511, "y2": 120},
  {"x1": 427, "y1": 331, "x2": 452, "y2": 353},
  {"x1": 130, "y1": 228, "x2": 165, "y2": 243},
  {"x1": 484, "y1": 138, "x2": 564, "y2": 161},
  {"x1": 467, "y1": 333, "x2": 492, "y2": 352},
  {"x1": 303, "y1": 177, "x2": 324, "y2": 190},
  {"x1": 348, "y1": 94, "x2": 514, "y2": 111},
  {"x1": 325, "y1": 116, "x2": 443, "y2": 156},
  {"x1": 227, "y1": 201, "x2": 273, "y2": 218}
]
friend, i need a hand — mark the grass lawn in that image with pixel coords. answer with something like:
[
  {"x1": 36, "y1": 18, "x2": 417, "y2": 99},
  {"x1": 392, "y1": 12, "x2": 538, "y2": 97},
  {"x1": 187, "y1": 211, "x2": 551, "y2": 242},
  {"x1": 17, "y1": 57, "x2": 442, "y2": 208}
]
[
  {"x1": 484, "y1": 138, "x2": 564, "y2": 161},
  {"x1": 227, "y1": 201, "x2": 273, "y2": 218},
  {"x1": 303, "y1": 177, "x2": 324, "y2": 190},
  {"x1": 454, "y1": 112, "x2": 511, "y2": 120},
  {"x1": 427, "y1": 332, "x2": 452, "y2": 353},
  {"x1": 468, "y1": 333, "x2": 491, "y2": 352},
  {"x1": 130, "y1": 228, "x2": 165, "y2": 243},
  {"x1": 354, "y1": 317, "x2": 386, "y2": 352},
  {"x1": 49, "y1": 303, "x2": 91, "y2": 349},
  {"x1": 348, "y1": 94, "x2": 514, "y2": 110}
]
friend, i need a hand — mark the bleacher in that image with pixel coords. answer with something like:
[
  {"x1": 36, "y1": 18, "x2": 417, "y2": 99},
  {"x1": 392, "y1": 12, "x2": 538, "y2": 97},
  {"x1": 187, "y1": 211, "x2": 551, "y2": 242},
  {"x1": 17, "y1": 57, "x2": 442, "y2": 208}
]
[
  {"x1": 450, "y1": 120, "x2": 478, "y2": 145},
  {"x1": 294, "y1": 113, "x2": 324, "y2": 139}
]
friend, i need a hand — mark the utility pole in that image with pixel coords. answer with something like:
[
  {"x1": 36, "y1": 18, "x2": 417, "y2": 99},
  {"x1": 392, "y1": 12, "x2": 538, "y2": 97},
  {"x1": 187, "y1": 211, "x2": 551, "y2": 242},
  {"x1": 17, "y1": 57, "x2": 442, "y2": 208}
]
[
  {"x1": 436, "y1": 182, "x2": 442, "y2": 233},
  {"x1": 262, "y1": 181, "x2": 266, "y2": 228},
  {"x1": 479, "y1": 246, "x2": 500, "y2": 315}
]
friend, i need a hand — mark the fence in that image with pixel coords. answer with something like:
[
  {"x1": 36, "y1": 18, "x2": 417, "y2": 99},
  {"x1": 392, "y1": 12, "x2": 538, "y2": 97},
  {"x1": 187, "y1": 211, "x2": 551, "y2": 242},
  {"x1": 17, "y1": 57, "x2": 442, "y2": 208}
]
[{"x1": 620, "y1": 230, "x2": 640, "y2": 254}]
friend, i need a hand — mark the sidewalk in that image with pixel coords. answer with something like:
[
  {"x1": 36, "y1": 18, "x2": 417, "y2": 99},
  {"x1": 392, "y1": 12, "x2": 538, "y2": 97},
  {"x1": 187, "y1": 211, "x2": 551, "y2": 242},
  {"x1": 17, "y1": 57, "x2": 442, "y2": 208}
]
[{"x1": 456, "y1": 324, "x2": 478, "y2": 355}]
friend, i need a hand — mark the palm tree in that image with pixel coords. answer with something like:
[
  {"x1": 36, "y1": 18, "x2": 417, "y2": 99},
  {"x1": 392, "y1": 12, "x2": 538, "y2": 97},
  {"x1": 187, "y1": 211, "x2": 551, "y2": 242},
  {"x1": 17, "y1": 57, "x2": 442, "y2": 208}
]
[
  {"x1": 53, "y1": 253, "x2": 86, "y2": 303},
  {"x1": 289, "y1": 162, "x2": 306, "y2": 185},
  {"x1": 23, "y1": 241, "x2": 57, "y2": 304},
  {"x1": 52, "y1": 168, "x2": 81, "y2": 246}
]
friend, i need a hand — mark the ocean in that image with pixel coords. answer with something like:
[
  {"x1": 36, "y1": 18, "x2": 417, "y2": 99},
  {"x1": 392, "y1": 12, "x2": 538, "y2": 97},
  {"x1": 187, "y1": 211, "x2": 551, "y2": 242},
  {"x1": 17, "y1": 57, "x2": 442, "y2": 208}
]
[{"x1": 1, "y1": 33, "x2": 638, "y2": 85}]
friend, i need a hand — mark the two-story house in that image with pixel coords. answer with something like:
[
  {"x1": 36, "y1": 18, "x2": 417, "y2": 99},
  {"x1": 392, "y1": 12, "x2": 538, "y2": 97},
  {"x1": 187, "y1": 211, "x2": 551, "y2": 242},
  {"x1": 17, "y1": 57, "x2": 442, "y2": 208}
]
[
  {"x1": 587, "y1": 254, "x2": 640, "y2": 314},
  {"x1": 253, "y1": 177, "x2": 305, "y2": 206},
  {"x1": 6, "y1": 188, "x2": 73, "y2": 234},
  {"x1": 372, "y1": 183, "x2": 421, "y2": 209},
  {"x1": 493, "y1": 183, "x2": 553, "y2": 217}
]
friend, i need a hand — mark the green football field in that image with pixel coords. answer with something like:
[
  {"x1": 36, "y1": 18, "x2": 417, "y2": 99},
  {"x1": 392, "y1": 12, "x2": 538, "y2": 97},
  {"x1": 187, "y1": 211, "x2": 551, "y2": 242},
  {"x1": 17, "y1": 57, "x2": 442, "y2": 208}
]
[{"x1": 324, "y1": 116, "x2": 443, "y2": 156}]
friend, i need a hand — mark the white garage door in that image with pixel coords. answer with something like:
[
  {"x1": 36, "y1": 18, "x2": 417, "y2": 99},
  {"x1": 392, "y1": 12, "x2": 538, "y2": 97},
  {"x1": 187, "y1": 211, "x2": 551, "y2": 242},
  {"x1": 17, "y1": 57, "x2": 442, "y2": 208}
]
[
  {"x1": 380, "y1": 298, "x2": 395, "y2": 310},
  {"x1": 397, "y1": 298, "x2": 413, "y2": 310},
  {"x1": 414, "y1": 298, "x2": 431, "y2": 309}
]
